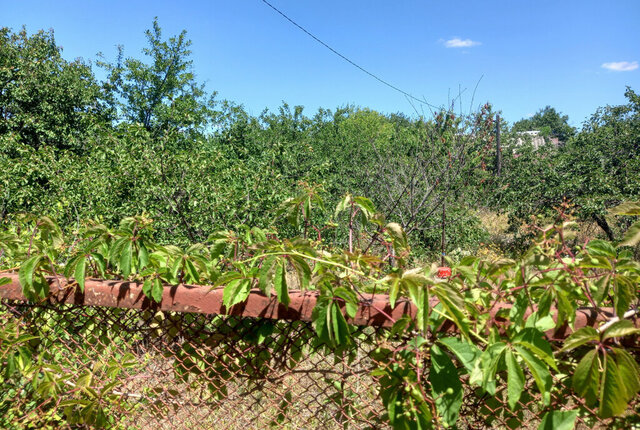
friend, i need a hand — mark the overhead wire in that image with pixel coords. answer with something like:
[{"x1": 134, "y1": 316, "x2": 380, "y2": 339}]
[{"x1": 260, "y1": 0, "x2": 439, "y2": 110}]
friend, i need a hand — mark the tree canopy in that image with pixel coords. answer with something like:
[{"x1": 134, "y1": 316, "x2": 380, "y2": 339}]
[{"x1": 512, "y1": 106, "x2": 576, "y2": 142}]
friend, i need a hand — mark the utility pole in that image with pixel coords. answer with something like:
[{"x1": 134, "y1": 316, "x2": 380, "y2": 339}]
[{"x1": 496, "y1": 114, "x2": 502, "y2": 177}]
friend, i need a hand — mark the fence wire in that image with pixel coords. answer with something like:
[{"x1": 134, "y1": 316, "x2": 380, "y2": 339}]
[{"x1": 0, "y1": 298, "x2": 637, "y2": 429}]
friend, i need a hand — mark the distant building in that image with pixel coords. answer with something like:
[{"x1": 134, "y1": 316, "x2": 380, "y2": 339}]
[{"x1": 515, "y1": 130, "x2": 560, "y2": 149}]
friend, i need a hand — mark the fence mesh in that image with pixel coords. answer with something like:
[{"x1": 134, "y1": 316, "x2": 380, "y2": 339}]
[{"x1": 1, "y1": 297, "x2": 638, "y2": 429}]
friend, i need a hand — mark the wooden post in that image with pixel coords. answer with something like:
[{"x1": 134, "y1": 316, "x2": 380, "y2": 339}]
[
  {"x1": 496, "y1": 114, "x2": 502, "y2": 177},
  {"x1": 441, "y1": 200, "x2": 446, "y2": 267}
]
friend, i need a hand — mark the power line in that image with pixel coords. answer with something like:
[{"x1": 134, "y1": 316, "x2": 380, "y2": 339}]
[{"x1": 261, "y1": 0, "x2": 439, "y2": 109}]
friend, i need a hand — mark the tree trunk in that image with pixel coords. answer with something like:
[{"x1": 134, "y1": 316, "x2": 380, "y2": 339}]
[{"x1": 593, "y1": 214, "x2": 615, "y2": 242}]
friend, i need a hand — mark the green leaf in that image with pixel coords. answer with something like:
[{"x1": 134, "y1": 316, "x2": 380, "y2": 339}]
[
  {"x1": 561, "y1": 327, "x2": 599, "y2": 352},
  {"x1": 274, "y1": 259, "x2": 290, "y2": 307},
  {"x1": 119, "y1": 241, "x2": 132, "y2": 278},
  {"x1": 184, "y1": 258, "x2": 200, "y2": 284},
  {"x1": 257, "y1": 255, "x2": 276, "y2": 296},
  {"x1": 303, "y1": 196, "x2": 311, "y2": 219},
  {"x1": 334, "y1": 194, "x2": 352, "y2": 218},
  {"x1": 91, "y1": 252, "x2": 106, "y2": 278},
  {"x1": 387, "y1": 276, "x2": 401, "y2": 309},
  {"x1": 618, "y1": 221, "x2": 640, "y2": 247},
  {"x1": 429, "y1": 344, "x2": 463, "y2": 426},
  {"x1": 386, "y1": 222, "x2": 408, "y2": 252},
  {"x1": 330, "y1": 301, "x2": 351, "y2": 347},
  {"x1": 222, "y1": 278, "x2": 251, "y2": 309},
  {"x1": 151, "y1": 277, "x2": 163, "y2": 302},
  {"x1": 573, "y1": 349, "x2": 600, "y2": 406},
  {"x1": 354, "y1": 196, "x2": 376, "y2": 219},
  {"x1": 612, "y1": 348, "x2": 640, "y2": 401},
  {"x1": 389, "y1": 315, "x2": 411, "y2": 338},
  {"x1": 586, "y1": 239, "x2": 616, "y2": 258},
  {"x1": 210, "y1": 241, "x2": 227, "y2": 260},
  {"x1": 311, "y1": 297, "x2": 330, "y2": 344},
  {"x1": 74, "y1": 256, "x2": 86, "y2": 292},
  {"x1": 613, "y1": 275, "x2": 634, "y2": 318},
  {"x1": 64, "y1": 255, "x2": 79, "y2": 278},
  {"x1": 513, "y1": 328, "x2": 557, "y2": 370},
  {"x1": 505, "y1": 349, "x2": 525, "y2": 410},
  {"x1": 599, "y1": 352, "x2": 628, "y2": 418},
  {"x1": 477, "y1": 342, "x2": 507, "y2": 393},
  {"x1": 610, "y1": 201, "x2": 640, "y2": 216},
  {"x1": 138, "y1": 243, "x2": 149, "y2": 270},
  {"x1": 109, "y1": 236, "x2": 129, "y2": 266},
  {"x1": 19, "y1": 255, "x2": 43, "y2": 295},
  {"x1": 142, "y1": 279, "x2": 152, "y2": 300},
  {"x1": 170, "y1": 257, "x2": 182, "y2": 283},
  {"x1": 333, "y1": 286, "x2": 358, "y2": 319},
  {"x1": 432, "y1": 283, "x2": 470, "y2": 339},
  {"x1": 437, "y1": 337, "x2": 481, "y2": 374},
  {"x1": 592, "y1": 274, "x2": 610, "y2": 305},
  {"x1": 537, "y1": 410, "x2": 578, "y2": 430},
  {"x1": 602, "y1": 320, "x2": 640, "y2": 340},
  {"x1": 0, "y1": 277, "x2": 10, "y2": 286},
  {"x1": 514, "y1": 345, "x2": 552, "y2": 402},
  {"x1": 289, "y1": 255, "x2": 311, "y2": 290}
]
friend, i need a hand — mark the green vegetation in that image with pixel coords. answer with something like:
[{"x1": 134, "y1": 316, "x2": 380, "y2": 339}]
[
  {"x1": 1, "y1": 20, "x2": 639, "y2": 429},
  {"x1": 512, "y1": 106, "x2": 576, "y2": 142}
]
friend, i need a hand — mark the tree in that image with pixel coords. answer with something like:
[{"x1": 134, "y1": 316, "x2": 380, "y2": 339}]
[
  {"x1": 0, "y1": 27, "x2": 102, "y2": 152},
  {"x1": 99, "y1": 18, "x2": 217, "y2": 141},
  {"x1": 496, "y1": 88, "x2": 640, "y2": 241},
  {"x1": 512, "y1": 106, "x2": 576, "y2": 143},
  {"x1": 554, "y1": 87, "x2": 640, "y2": 240}
]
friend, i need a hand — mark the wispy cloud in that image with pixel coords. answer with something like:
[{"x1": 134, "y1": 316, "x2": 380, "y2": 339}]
[
  {"x1": 601, "y1": 61, "x2": 638, "y2": 72},
  {"x1": 443, "y1": 37, "x2": 481, "y2": 48}
]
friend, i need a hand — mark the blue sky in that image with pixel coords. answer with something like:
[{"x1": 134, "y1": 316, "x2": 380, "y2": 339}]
[{"x1": 2, "y1": 0, "x2": 639, "y2": 126}]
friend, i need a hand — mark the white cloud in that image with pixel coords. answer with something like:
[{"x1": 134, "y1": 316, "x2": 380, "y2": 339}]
[
  {"x1": 601, "y1": 61, "x2": 638, "y2": 72},
  {"x1": 443, "y1": 38, "x2": 481, "y2": 48}
]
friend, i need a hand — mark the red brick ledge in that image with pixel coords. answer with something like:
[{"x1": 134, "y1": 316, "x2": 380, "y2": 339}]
[
  {"x1": 0, "y1": 273, "x2": 416, "y2": 327},
  {"x1": 0, "y1": 274, "x2": 637, "y2": 338}
]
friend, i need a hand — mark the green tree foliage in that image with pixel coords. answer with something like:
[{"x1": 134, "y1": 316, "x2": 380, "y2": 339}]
[
  {"x1": 0, "y1": 27, "x2": 102, "y2": 152},
  {"x1": 554, "y1": 87, "x2": 640, "y2": 240},
  {"x1": 99, "y1": 18, "x2": 217, "y2": 141},
  {"x1": 497, "y1": 89, "x2": 640, "y2": 242},
  {"x1": 512, "y1": 106, "x2": 576, "y2": 142}
]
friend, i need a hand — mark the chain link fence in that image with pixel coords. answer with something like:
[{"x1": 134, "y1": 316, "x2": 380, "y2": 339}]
[{"x1": 1, "y1": 280, "x2": 638, "y2": 429}]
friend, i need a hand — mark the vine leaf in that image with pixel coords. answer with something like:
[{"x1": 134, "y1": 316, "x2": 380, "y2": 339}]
[
  {"x1": 437, "y1": 337, "x2": 481, "y2": 374},
  {"x1": 74, "y1": 256, "x2": 86, "y2": 292},
  {"x1": 18, "y1": 255, "x2": 44, "y2": 298},
  {"x1": 152, "y1": 278, "x2": 163, "y2": 302},
  {"x1": 618, "y1": 222, "x2": 640, "y2": 247},
  {"x1": 274, "y1": 259, "x2": 290, "y2": 307},
  {"x1": 119, "y1": 241, "x2": 132, "y2": 278},
  {"x1": 537, "y1": 410, "x2": 578, "y2": 430},
  {"x1": 223, "y1": 278, "x2": 251, "y2": 309},
  {"x1": 513, "y1": 345, "x2": 552, "y2": 405},
  {"x1": 512, "y1": 328, "x2": 557, "y2": 371},
  {"x1": 505, "y1": 349, "x2": 525, "y2": 410},
  {"x1": 561, "y1": 327, "x2": 598, "y2": 352},
  {"x1": 613, "y1": 275, "x2": 634, "y2": 318},
  {"x1": 586, "y1": 240, "x2": 616, "y2": 258},
  {"x1": 572, "y1": 349, "x2": 600, "y2": 405},
  {"x1": 602, "y1": 320, "x2": 640, "y2": 340},
  {"x1": 429, "y1": 344, "x2": 463, "y2": 426},
  {"x1": 432, "y1": 283, "x2": 469, "y2": 339},
  {"x1": 257, "y1": 255, "x2": 276, "y2": 296},
  {"x1": 610, "y1": 201, "x2": 640, "y2": 216},
  {"x1": 599, "y1": 351, "x2": 628, "y2": 418}
]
